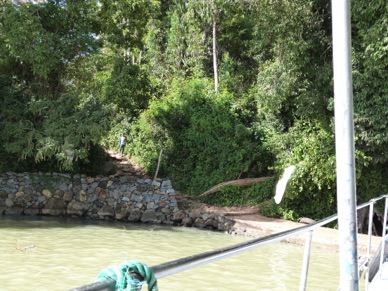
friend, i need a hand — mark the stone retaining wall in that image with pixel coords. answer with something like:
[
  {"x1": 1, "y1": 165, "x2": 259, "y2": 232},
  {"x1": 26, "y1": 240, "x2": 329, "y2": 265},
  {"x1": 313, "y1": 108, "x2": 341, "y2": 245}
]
[{"x1": 0, "y1": 172, "x2": 235, "y2": 232}]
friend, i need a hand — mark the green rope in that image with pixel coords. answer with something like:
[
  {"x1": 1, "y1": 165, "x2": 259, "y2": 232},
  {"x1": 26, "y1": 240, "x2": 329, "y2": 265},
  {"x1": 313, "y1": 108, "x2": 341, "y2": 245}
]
[{"x1": 96, "y1": 261, "x2": 158, "y2": 291}]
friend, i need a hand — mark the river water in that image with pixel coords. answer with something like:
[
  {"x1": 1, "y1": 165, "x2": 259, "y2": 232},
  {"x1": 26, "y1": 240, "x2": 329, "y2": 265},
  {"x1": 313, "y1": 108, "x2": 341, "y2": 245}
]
[{"x1": 0, "y1": 215, "x2": 343, "y2": 290}]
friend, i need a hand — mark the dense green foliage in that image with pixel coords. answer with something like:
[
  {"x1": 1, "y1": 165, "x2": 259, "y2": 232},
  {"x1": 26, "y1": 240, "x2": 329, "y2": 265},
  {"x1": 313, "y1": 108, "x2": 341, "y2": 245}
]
[
  {"x1": 127, "y1": 78, "x2": 272, "y2": 194},
  {"x1": 1, "y1": 0, "x2": 387, "y2": 221},
  {"x1": 0, "y1": 0, "x2": 111, "y2": 173}
]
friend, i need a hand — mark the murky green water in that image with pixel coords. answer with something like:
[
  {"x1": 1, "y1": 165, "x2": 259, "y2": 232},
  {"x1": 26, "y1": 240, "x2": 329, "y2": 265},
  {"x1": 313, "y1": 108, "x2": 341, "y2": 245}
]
[{"x1": 0, "y1": 215, "x2": 343, "y2": 290}]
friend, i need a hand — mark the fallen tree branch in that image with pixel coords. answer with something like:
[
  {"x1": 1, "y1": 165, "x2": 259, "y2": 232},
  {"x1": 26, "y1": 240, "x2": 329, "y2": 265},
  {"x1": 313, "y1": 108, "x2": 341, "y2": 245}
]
[{"x1": 199, "y1": 177, "x2": 273, "y2": 197}]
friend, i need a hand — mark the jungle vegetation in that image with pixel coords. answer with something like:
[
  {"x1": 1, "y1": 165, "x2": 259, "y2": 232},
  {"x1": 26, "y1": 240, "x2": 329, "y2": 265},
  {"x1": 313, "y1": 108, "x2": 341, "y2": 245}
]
[{"x1": 0, "y1": 0, "x2": 387, "y2": 221}]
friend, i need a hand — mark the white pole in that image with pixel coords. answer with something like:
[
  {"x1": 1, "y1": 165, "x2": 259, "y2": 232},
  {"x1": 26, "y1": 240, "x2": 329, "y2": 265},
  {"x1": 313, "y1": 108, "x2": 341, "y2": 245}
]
[
  {"x1": 299, "y1": 230, "x2": 313, "y2": 291},
  {"x1": 331, "y1": 0, "x2": 359, "y2": 290}
]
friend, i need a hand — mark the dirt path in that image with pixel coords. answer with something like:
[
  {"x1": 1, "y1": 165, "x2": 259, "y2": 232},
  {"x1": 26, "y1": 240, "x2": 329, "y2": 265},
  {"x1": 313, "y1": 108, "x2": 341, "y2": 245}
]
[
  {"x1": 105, "y1": 150, "x2": 382, "y2": 254},
  {"x1": 105, "y1": 150, "x2": 148, "y2": 177}
]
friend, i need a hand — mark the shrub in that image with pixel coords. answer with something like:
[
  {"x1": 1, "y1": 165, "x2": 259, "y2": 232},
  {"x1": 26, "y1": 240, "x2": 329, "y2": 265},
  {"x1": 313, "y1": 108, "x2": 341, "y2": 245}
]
[
  {"x1": 201, "y1": 178, "x2": 275, "y2": 207},
  {"x1": 258, "y1": 200, "x2": 282, "y2": 218},
  {"x1": 127, "y1": 78, "x2": 272, "y2": 195}
]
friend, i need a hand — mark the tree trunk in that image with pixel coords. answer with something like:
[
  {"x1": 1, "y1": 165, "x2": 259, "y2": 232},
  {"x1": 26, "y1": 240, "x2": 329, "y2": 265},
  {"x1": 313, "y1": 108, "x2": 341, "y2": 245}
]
[
  {"x1": 212, "y1": 15, "x2": 218, "y2": 92},
  {"x1": 153, "y1": 148, "x2": 163, "y2": 182}
]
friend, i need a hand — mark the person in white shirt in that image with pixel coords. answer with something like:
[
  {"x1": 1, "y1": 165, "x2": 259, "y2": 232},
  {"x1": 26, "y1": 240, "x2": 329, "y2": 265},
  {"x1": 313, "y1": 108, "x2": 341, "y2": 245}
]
[{"x1": 119, "y1": 132, "x2": 126, "y2": 156}]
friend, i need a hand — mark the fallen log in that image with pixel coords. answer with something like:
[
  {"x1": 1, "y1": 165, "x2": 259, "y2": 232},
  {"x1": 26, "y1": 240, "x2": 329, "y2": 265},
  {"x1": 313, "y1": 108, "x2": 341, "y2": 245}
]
[{"x1": 199, "y1": 177, "x2": 273, "y2": 197}]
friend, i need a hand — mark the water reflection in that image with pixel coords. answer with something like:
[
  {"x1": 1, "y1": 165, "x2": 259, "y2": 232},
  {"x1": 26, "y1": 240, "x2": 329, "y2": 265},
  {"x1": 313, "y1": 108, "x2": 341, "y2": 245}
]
[{"x1": 0, "y1": 215, "x2": 340, "y2": 290}]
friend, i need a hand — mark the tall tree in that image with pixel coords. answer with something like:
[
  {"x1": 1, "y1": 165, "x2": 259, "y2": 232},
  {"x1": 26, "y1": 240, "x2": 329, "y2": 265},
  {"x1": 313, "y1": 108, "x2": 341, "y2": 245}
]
[
  {"x1": 142, "y1": 0, "x2": 207, "y2": 93},
  {"x1": 98, "y1": 0, "x2": 160, "y2": 60},
  {"x1": 185, "y1": 0, "x2": 225, "y2": 91}
]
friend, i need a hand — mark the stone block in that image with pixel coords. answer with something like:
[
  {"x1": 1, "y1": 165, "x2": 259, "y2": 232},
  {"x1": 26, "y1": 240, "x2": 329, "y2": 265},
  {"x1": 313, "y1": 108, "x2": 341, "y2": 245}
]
[
  {"x1": 182, "y1": 216, "x2": 193, "y2": 227},
  {"x1": 24, "y1": 208, "x2": 40, "y2": 216},
  {"x1": 97, "y1": 205, "x2": 114, "y2": 217},
  {"x1": 42, "y1": 189, "x2": 53, "y2": 198},
  {"x1": 63, "y1": 191, "x2": 74, "y2": 202},
  {"x1": 128, "y1": 208, "x2": 142, "y2": 222},
  {"x1": 5, "y1": 206, "x2": 24, "y2": 215},
  {"x1": 41, "y1": 197, "x2": 66, "y2": 216},
  {"x1": 5, "y1": 198, "x2": 14, "y2": 207},
  {"x1": 67, "y1": 200, "x2": 90, "y2": 216},
  {"x1": 172, "y1": 210, "x2": 186, "y2": 222},
  {"x1": 114, "y1": 203, "x2": 129, "y2": 220},
  {"x1": 78, "y1": 190, "x2": 86, "y2": 202},
  {"x1": 141, "y1": 209, "x2": 158, "y2": 223}
]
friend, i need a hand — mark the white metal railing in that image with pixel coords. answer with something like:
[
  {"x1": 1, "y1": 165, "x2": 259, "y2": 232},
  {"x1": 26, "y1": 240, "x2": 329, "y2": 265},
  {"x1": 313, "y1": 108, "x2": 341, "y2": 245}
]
[{"x1": 70, "y1": 194, "x2": 388, "y2": 291}]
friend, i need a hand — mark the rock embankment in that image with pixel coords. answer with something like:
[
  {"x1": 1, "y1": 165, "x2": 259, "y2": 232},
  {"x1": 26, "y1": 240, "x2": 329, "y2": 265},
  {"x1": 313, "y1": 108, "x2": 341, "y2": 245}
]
[{"x1": 0, "y1": 171, "x2": 235, "y2": 233}]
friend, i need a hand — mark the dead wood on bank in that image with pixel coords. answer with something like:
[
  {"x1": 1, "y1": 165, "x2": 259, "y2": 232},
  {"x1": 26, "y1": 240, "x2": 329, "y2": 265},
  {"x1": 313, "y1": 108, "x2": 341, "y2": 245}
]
[{"x1": 199, "y1": 177, "x2": 273, "y2": 197}]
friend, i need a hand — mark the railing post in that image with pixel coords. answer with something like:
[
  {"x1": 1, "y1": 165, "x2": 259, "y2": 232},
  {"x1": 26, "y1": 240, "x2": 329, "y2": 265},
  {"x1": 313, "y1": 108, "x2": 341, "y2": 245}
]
[
  {"x1": 365, "y1": 201, "x2": 375, "y2": 285},
  {"x1": 299, "y1": 230, "x2": 313, "y2": 291},
  {"x1": 367, "y1": 201, "x2": 375, "y2": 256},
  {"x1": 379, "y1": 197, "x2": 388, "y2": 278}
]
